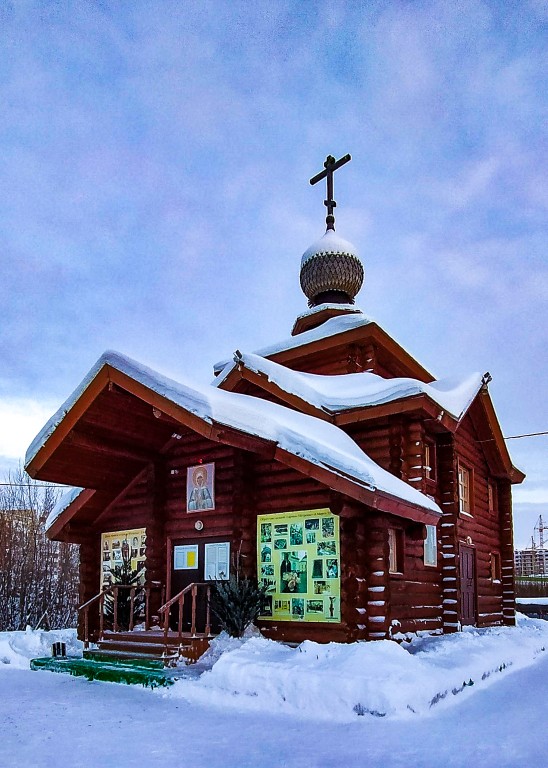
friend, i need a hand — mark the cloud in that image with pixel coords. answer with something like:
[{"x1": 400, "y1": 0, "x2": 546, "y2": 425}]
[
  {"x1": 513, "y1": 487, "x2": 548, "y2": 505},
  {"x1": 0, "y1": 1, "x2": 545, "y2": 527},
  {"x1": 0, "y1": 398, "x2": 58, "y2": 465}
]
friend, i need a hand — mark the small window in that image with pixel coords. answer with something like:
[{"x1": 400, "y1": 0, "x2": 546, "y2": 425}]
[
  {"x1": 488, "y1": 481, "x2": 497, "y2": 515},
  {"x1": 388, "y1": 528, "x2": 404, "y2": 574},
  {"x1": 458, "y1": 464, "x2": 472, "y2": 515},
  {"x1": 424, "y1": 525, "x2": 438, "y2": 566},
  {"x1": 424, "y1": 441, "x2": 436, "y2": 481},
  {"x1": 491, "y1": 552, "x2": 501, "y2": 582}
]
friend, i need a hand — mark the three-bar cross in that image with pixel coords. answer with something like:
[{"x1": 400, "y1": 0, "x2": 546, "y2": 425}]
[{"x1": 309, "y1": 153, "x2": 351, "y2": 231}]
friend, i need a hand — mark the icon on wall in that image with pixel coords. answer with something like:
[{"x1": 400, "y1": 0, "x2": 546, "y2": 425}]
[{"x1": 186, "y1": 463, "x2": 215, "y2": 512}]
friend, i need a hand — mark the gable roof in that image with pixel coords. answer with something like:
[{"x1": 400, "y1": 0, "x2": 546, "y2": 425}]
[
  {"x1": 26, "y1": 351, "x2": 442, "y2": 538},
  {"x1": 213, "y1": 311, "x2": 434, "y2": 382},
  {"x1": 215, "y1": 351, "x2": 483, "y2": 421},
  {"x1": 215, "y1": 352, "x2": 524, "y2": 483}
]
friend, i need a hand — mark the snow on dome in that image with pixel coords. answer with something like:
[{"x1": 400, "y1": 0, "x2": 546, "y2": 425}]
[
  {"x1": 300, "y1": 229, "x2": 360, "y2": 269},
  {"x1": 300, "y1": 229, "x2": 364, "y2": 306}
]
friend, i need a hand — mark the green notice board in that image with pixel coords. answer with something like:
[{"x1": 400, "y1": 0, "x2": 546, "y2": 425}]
[{"x1": 257, "y1": 508, "x2": 340, "y2": 622}]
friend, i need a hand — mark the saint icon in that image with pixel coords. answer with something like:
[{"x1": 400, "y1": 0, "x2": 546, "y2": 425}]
[{"x1": 187, "y1": 463, "x2": 215, "y2": 511}]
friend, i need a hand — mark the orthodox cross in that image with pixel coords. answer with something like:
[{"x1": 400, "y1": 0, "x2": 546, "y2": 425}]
[{"x1": 309, "y1": 153, "x2": 351, "y2": 231}]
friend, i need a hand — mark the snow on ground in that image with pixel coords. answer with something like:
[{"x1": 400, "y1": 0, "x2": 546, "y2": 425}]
[
  {"x1": 168, "y1": 619, "x2": 548, "y2": 721},
  {"x1": 1, "y1": 618, "x2": 548, "y2": 767},
  {"x1": 0, "y1": 627, "x2": 81, "y2": 668},
  {"x1": 516, "y1": 597, "x2": 548, "y2": 605}
]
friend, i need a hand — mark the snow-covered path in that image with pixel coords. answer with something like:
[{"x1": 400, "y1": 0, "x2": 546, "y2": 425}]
[{"x1": 1, "y1": 654, "x2": 547, "y2": 768}]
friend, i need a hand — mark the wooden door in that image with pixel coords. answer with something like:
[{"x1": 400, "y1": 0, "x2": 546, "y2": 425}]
[
  {"x1": 170, "y1": 537, "x2": 230, "y2": 632},
  {"x1": 459, "y1": 544, "x2": 477, "y2": 626}
]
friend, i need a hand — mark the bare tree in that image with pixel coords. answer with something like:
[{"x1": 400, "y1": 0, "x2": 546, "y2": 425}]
[{"x1": 0, "y1": 467, "x2": 80, "y2": 631}]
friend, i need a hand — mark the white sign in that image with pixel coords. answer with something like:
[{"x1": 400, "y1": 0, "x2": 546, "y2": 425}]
[
  {"x1": 173, "y1": 544, "x2": 199, "y2": 570},
  {"x1": 204, "y1": 542, "x2": 230, "y2": 580}
]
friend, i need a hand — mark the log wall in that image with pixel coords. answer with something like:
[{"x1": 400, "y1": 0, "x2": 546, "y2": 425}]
[
  {"x1": 76, "y1": 335, "x2": 513, "y2": 642},
  {"x1": 454, "y1": 414, "x2": 505, "y2": 627},
  {"x1": 499, "y1": 479, "x2": 516, "y2": 625},
  {"x1": 281, "y1": 343, "x2": 393, "y2": 378},
  {"x1": 77, "y1": 532, "x2": 101, "y2": 639},
  {"x1": 347, "y1": 418, "x2": 444, "y2": 636}
]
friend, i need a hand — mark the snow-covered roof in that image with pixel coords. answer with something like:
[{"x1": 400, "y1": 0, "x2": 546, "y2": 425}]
[
  {"x1": 46, "y1": 486, "x2": 86, "y2": 532},
  {"x1": 215, "y1": 352, "x2": 483, "y2": 421},
  {"x1": 293, "y1": 302, "x2": 363, "y2": 323},
  {"x1": 214, "y1": 312, "x2": 374, "y2": 373},
  {"x1": 27, "y1": 350, "x2": 441, "y2": 520}
]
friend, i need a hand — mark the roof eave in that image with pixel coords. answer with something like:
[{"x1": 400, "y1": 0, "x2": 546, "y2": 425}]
[
  {"x1": 46, "y1": 488, "x2": 96, "y2": 540},
  {"x1": 29, "y1": 354, "x2": 442, "y2": 538},
  {"x1": 267, "y1": 322, "x2": 435, "y2": 382},
  {"x1": 216, "y1": 362, "x2": 462, "y2": 430},
  {"x1": 25, "y1": 365, "x2": 112, "y2": 480},
  {"x1": 275, "y1": 446, "x2": 441, "y2": 526},
  {"x1": 335, "y1": 394, "x2": 458, "y2": 430},
  {"x1": 472, "y1": 391, "x2": 526, "y2": 484}
]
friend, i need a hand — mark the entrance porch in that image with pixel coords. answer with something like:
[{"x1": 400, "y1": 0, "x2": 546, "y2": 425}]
[{"x1": 79, "y1": 581, "x2": 215, "y2": 665}]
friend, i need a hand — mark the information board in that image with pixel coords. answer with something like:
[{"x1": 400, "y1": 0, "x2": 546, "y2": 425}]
[
  {"x1": 204, "y1": 542, "x2": 230, "y2": 580},
  {"x1": 173, "y1": 544, "x2": 199, "y2": 570},
  {"x1": 257, "y1": 509, "x2": 340, "y2": 623}
]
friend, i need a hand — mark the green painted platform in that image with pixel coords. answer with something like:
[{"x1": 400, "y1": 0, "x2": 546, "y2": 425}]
[{"x1": 30, "y1": 653, "x2": 179, "y2": 688}]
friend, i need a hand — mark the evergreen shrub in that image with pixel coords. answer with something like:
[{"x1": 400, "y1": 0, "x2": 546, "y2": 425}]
[{"x1": 209, "y1": 575, "x2": 267, "y2": 637}]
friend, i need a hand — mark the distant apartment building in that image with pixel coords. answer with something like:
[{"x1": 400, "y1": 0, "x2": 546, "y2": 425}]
[{"x1": 514, "y1": 547, "x2": 548, "y2": 576}]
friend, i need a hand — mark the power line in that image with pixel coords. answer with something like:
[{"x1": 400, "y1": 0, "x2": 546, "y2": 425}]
[
  {"x1": 0, "y1": 483, "x2": 71, "y2": 488},
  {"x1": 504, "y1": 431, "x2": 548, "y2": 440},
  {"x1": 476, "y1": 431, "x2": 548, "y2": 444}
]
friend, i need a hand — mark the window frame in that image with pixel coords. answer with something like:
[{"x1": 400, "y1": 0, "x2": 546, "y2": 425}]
[
  {"x1": 490, "y1": 551, "x2": 502, "y2": 582},
  {"x1": 388, "y1": 527, "x2": 404, "y2": 575},
  {"x1": 458, "y1": 462, "x2": 474, "y2": 516},
  {"x1": 424, "y1": 524, "x2": 438, "y2": 567},
  {"x1": 424, "y1": 439, "x2": 437, "y2": 482}
]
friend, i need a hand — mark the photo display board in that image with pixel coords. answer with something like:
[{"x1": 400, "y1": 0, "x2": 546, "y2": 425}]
[
  {"x1": 101, "y1": 528, "x2": 146, "y2": 588},
  {"x1": 257, "y1": 509, "x2": 340, "y2": 623}
]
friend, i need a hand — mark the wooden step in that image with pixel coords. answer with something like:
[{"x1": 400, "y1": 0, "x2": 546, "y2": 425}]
[
  {"x1": 83, "y1": 649, "x2": 167, "y2": 668},
  {"x1": 97, "y1": 638, "x2": 179, "y2": 656},
  {"x1": 101, "y1": 630, "x2": 209, "y2": 644},
  {"x1": 96, "y1": 632, "x2": 212, "y2": 664}
]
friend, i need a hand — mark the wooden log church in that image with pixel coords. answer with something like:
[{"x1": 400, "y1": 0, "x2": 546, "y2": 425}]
[{"x1": 25, "y1": 154, "x2": 524, "y2": 657}]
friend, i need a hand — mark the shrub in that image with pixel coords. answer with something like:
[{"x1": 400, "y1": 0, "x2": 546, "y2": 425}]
[
  {"x1": 103, "y1": 559, "x2": 145, "y2": 631},
  {"x1": 209, "y1": 575, "x2": 267, "y2": 637}
]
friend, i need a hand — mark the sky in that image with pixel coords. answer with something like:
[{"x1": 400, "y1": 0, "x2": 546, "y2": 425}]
[{"x1": 0, "y1": 0, "x2": 546, "y2": 547}]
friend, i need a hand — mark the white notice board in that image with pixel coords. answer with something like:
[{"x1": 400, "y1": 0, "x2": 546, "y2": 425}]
[
  {"x1": 173, "y1": 544, "x2": 199, "y2": 570},
  {"x1": 204, "y1": 542, "x2": 230, "y2": 580}
]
